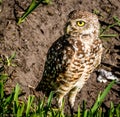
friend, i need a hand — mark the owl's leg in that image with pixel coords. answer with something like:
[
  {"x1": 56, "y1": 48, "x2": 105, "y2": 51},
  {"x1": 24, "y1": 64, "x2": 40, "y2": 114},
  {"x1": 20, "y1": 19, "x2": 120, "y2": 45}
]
[
  {"x1": 56, "y1": 84, "x2": 70, "y2": 109},
  {"x1": 68, "y1": 87, "x2": 78, "y2": 108},
  {"x1": 56, "y1": 91, "x2": 66, "y2": 109},
  {"x1": 68, "y1": 87, "x2": 79, "y2": 115}
]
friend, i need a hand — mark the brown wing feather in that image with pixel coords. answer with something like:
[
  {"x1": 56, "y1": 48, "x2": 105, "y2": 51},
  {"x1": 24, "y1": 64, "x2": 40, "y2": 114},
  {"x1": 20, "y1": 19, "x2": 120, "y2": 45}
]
[{"x1": 36, "y1": 35, "x2": 75, "y2": 95}]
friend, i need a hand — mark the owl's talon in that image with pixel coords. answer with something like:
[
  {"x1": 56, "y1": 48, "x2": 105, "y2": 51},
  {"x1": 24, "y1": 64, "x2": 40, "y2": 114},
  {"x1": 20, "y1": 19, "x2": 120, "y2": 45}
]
[{"x1": 70, "y1": 106, "x2": 74, "y2": 116}]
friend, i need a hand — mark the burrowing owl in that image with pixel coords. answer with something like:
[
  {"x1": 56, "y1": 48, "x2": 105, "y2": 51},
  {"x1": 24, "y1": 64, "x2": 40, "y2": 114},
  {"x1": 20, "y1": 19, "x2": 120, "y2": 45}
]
[{"x1": 36, "y1": 10, "x2": 103, "y2": 109}]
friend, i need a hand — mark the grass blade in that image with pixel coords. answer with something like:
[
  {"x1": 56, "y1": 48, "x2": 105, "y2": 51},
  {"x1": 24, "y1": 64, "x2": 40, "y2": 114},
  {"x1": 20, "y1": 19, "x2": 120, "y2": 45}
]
[
  {"x1": 83, "y1": 110, "x2": 88, "y2": 117},
  {"x1": 0, "y1": 74, "x2": 8, "y2": 81},
  {"x1": 37, "y1": 99, "x2": 45, "y2": 115},
  {"x1": 14, "y1": 84, "x2": 20, "y2": 103},
  {"x1": 0, "y1": 81, "x2": 4, "y2": 99},
  {"x1": 91, "y1": 80, "x2": 116, "y2": 114},
  {"x1": 77, "y1": 105, "x2": 81, "y2": 117},
  {"x1": 115, "y1": 104, "x2": 120, "y2": 117},
  {"x1": 17, "y1": 102, "x2": 25, "y2": 117},
  {"x1": 18, "y1": 0, "x2": 40, "y2": 24},
  {"x1": 13, "y1": 84, "x2": 20, "y2": 115},
  {"x1": 108, "y1": 102, "x2": 114, "y2": 117},
  {"x1": 113, "y1": 16, "x2": 120, "y2": 26},
  {"x1": 0, "y1": 0, "x2": 2, "y2": 4},
  {"x1": 17, "y1": 0, "x2": 51, "y2": 24},
  {"x1": 47, "y1": 91, "x2": 54, "y2": 108},
  {"x1": 100, "y1": 34, "x2": 118, "y2": 38},
  {"x1": 6, "y1": 52, "x2": 16, "y2": 66},
  {"x1": 26, "y1": 95, "x2": 35, "y2": 116},
  {"x1": 44, "y1": 92, "x2": 54, "y2": 117}
]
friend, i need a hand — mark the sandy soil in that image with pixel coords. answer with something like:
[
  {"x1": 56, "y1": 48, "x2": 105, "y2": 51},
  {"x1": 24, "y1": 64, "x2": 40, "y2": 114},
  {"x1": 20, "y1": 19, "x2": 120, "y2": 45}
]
[{"x1": 0, "y1": 0, "x2": 120, "y2": 114}]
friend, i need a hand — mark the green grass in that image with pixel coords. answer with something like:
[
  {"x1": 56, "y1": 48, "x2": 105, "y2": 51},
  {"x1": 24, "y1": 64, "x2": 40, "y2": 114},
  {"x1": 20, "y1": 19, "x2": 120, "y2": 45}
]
[
  {"x1": 0, "y1": 0, "x2": 2, "y2": 5},
  {"x1": 17, "y1": 0, "x2": 52, "y2": 24},
  {"x1": 100, "y1": 16, "x2": 120, "y2": 38},
  {"x1": 0, "y1": 74, "x2": 119, "y2": 117}
]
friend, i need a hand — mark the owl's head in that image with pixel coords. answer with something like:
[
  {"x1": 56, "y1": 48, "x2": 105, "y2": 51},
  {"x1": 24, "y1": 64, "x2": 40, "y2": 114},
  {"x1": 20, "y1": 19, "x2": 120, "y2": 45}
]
[{"x1": 66, "y1": 10, "x2": 100, "y2": 38}]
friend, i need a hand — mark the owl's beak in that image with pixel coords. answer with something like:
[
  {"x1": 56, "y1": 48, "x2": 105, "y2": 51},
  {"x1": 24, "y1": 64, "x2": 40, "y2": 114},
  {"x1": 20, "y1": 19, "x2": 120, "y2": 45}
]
[{"x1": 66, "y1": 25, "x2": 72, "y2": 34}]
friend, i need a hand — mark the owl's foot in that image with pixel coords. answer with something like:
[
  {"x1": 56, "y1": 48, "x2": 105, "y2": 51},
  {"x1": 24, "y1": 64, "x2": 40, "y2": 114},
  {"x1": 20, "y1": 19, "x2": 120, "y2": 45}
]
[
  {"x1": 70, "y1": 106, "x2": 74, "y2": 116},
  {"x1": 68, "y1": 87, "x2": 79, "y2": 116},
  {"x1": 97, "y1": 69, "x2": 119, "y2": 83}
]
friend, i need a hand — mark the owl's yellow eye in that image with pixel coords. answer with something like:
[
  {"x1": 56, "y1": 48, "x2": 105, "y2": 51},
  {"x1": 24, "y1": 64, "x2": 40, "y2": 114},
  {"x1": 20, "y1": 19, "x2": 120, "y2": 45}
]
[{"x1": 76, "y1": 21, "x2": 85, "y2": 27}]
